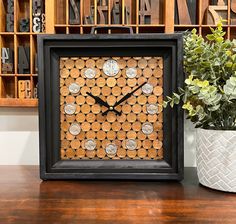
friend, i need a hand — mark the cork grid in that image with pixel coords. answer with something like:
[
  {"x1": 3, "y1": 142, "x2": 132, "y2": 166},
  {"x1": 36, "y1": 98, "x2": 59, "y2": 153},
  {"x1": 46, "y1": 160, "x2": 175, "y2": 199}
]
[{"x1": 60, "y1": 56, "x2": 164, "y2": 160}]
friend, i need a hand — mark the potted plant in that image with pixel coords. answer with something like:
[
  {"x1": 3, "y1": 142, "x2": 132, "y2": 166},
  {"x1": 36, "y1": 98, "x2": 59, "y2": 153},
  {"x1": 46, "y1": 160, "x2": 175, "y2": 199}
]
[{"x1": 164, "y1": 22, "x2": 236, "y2": 192}]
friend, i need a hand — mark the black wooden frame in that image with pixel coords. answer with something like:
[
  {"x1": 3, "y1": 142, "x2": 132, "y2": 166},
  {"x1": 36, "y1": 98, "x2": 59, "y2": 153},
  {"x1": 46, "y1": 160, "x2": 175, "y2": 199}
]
[{"x1": 37, "y1": 34, "x2": 184, "y2": 180}]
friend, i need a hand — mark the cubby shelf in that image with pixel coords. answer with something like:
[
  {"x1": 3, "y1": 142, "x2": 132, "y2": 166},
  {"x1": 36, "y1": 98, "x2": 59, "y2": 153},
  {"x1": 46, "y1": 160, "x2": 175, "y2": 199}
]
[{"x1": 0, "y1": 0, "x2": 235, "y2": 107}]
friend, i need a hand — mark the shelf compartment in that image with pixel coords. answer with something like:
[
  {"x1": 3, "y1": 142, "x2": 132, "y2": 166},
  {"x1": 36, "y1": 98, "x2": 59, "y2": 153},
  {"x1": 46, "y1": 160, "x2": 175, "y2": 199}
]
[
  {"x1": 16, "y1": 0, "x2": 30, "y2": 33},
  {"x1": 0, "y1": 75, "x2": 15, "y2": 98},
  {"x1": 0, "y1": 98, "x2": 38, "y2": 107}
]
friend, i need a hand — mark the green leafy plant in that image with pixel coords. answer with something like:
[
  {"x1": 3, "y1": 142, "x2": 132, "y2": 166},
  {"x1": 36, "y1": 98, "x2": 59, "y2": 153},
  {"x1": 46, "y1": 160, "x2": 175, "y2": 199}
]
[{"x1": 164, "y1": 22, "x2": 236, "y2": 130}]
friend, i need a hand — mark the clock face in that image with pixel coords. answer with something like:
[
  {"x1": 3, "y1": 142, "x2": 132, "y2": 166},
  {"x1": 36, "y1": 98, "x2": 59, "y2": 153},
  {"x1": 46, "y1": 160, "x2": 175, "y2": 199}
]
[{"x1": 60, "y1": 56, "x2": 164, "y2": 160}]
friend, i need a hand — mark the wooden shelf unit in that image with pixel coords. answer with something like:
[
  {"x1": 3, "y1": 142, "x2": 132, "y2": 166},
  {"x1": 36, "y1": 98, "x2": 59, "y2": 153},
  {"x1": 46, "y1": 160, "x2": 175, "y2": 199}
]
[{"x1": 0, "y1": 0, "x2": 235, "y2": 107}]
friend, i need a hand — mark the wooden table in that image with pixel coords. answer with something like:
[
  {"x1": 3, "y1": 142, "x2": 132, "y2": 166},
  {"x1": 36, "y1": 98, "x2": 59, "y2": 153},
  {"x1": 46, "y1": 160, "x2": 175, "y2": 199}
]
[{"x1": 0, "y1": 166, "x2": 235, "y2": 224}]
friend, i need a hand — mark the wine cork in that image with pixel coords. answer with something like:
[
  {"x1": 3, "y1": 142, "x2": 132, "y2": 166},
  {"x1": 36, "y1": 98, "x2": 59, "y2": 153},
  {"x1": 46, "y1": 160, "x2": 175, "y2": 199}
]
[
  {"x1": 143, "y1": 67, "x2": 152, "y2": 78},
  {"x1": 132, "y1": 104, "x2": 142, "y2": 114},
  {"x1": 70, "y1": 139, "x2": 81, "y2": 149},
  {"x1": 60, "y1": 79, "x2": 65, "y2": 87},
  {"x1": 148, "y1": 148, "x2": 157, "y2": 158},
  {"x1": 137, "y1": 148, "x2": 147, "y2": 158},
  {"x1": 106, "y1": 95, "x2": 116, "y2": 106},
  {"x1": 142, "y1": 139, "x2": 152, "y2": 149},
  {"x1": 107, "y1": 112, "x2": 117, "y2": 123},
  {"x1": 126, "y1": 131, "x2": 137, "y2": 139},
  {"x1": 91, "y1": 104, "x2": 101, "y2": 114},
  {"x1": 132, "y1": 122, "x2": 141, "y2": 131},
  {"x1": 107, "y1": 77, "x2": 117, "y2": 87},
  {"x1": 157, "y1": 131, "x2": 163, "y2": 140},
  {"x1": 86, "y1": 113, "x2": 96, "y2": 123},
  {"x1": 148, "y1": 114, "x2": 158, "y2": 123},
  {"x1": 86, "y1": 79, "x2": 96, "y2": 88},
  {"x1": 65, "y1": 59, "x2": 74, "y2": 69},
  {"x1": 137, "y1": 77, "x2": 147, "y2": 86},
  {"x1": 76, "y1": 113, "x2": 85, "y2": 122},
  {"x1": 127, "y1": 97, "x2": 136, "y2": 105},
  {"x1": 76, "y1": 148, "x2": 86, "y2": 158},
  {"x1": 122, "y1": 104, "x2": 132, "y2": 114},
  {"x1": 117, "y1": 148, "x2": 126, "y2": 158},
  {"x1": 60, "y1": 68, "x2": 69, "y2": 78},
  {"x1": 153, "y1": 122, "x2": 162, "y2": 131},
  {"x1": 86, "y1": 96, "x2": 95, "y2": 105},
  {"x1": 101, "y1": 86, "x2": 111, "y2": 96},
  {"x1": 137, "y1": 95, "x2": 147, "y2": 105},
  {"x1": 60, "y1": 59, "x2": 65, "y2": 69},
  {"x1": 75, "y1": 59, "x2": 85, "y2": 69},
  {"x1": 122, "y1": 86, "x2": 131, "y2": 95},
  {"x1": 117, "y1": 114, "x2": 126, "y2": 122},
  {"x1": 86, "y1": 150, "x2": 96, "y2": 158},
  {"x1": 97, "y1": 148, "x2": 106, "y2": 158},
  {"x1": 111, "y1": 122, "x2": 121, "y2": 131},
  {"x1": 61, "y1": 121, "x2": 70, "y2": 131},
  {"x1": 61, "y1": 131, "x2": 65, "y2": 140},
  {"x1": 102, "y1": 122, "x2": 111, "y2": 131},
  {"x1": 117, "y1": 131, "x2": 126, "y2": 140},
  {"x1": 157, "y1": 112, "x2": 163, "y2": 121},
  {"x1": 137, "y1": 113, "x2": 147, "y2": 123},
  {"x1": 148, "y1": 58, "x2": 157, "y2": 69},
  {"x1": 138, "y1": 59, "x2": 147, "y2": 69},
  {"x1": 81, "y1": 104, "x2": 91, "y2": 114},
  {"x1": 148, "y1": 77, "x2": 158, "y2": 87},
  {"x1": 80, "y1": 86, "x2": 90, "y2": 96},
  {"x1": 61, "y1": 149, "x2": 66, "y2": 158},
  {"x1": 65, "y1": 148, "x2": 76, "y2": 158},
  {"x1": 70, "y1": 68, "x2": 80, "y2": 78},
  {"x1": 96, "y1": 77, "x2": 106, "y2": 87},
  {"x1": 117, "y1": 77, "x2": 126, "y2": 87},
  {"x1": 112, "y1": 86, "x2": 122, "y2": 96},
  {"x1": 76, "y1": 95, "x2": 85, "y2": 105},
  {"x1": 127, "y1": 149, "x2": 137, "y2": 158},
  {"x1": 107, "y1": 131, "x2": 116, "y2": 140},
  {"x1": 157, "y1": 96, "x2": 163, "y2": 104},
  {"x1": 148, "y1": 95, "x2": 158, "y2": 104},
  {"x1": 76, "y1": 131, "x2": 85, "y2": 140},
  {"x1": 91, "y1": 122, "x2": 101, "y2": 131},
  {"x1": 60, "y1": 113, "x2": 65, "y2": 122},
  {"x1": 76, "y1": 77, "x2": 86, "y2": 87},
  {"x1": 61, "y1": 139, "x2": 70, "y2": 148},
  {"x1": 137, "y1": 131, "x2": 146, "y2": 140},
  {"x1": 148, "y1": 132, "x2": 158, "y2": 140},
  {"x1": 66, "y1": 115, "x2": 76, "y2": 123},
  {"x1": 153, "y1": 68, "x2": 163, "y2": 78},
  {"x1": 127, "y1": 58, "x2": 137, "y2": 68},
  {"x1": 86, "y1": 131, "x2": 96, "y2": 139},
  {"x1": 66, "y1": 132, "x2": 75, "y2": 141},
  {"x1": 96, "y1": 59, "x2": 105, "y2": 69},
  {"x1": 153, "y1": 140, "x2": 163, "y2": 149},
  {"x1": 91, "y1": 86, "x2": 101, "y2": 96},
  {"x1": 153, "y1": 86, "x2": 163, "y2": 96},
  {"x1": 158, "y1": 58, "x2": 163, "y2": 69},
  {"x1": 127, "y1": 78, "x2": 137, "y2": 87},
  {"x1": 60, "y1": 86, "x2": 69, "y2": 96},
  {"x1": 81, "y1": 122, "x2": 91, "y2": 131},
  {"x1": 97, "y1": 130, "x2": 106, "y2": 140},
  {"x1": 86, "y1": 59, "x2": 96, "y2": 68},
  {"x1": 65, "y1": 95, "x2": 76, "y2": 104},
  {"x1": 126, "y1": 113, "x2": 137, "y2": 123},
  {"x1": 121, "y1": 122, "x2": 131, "y2": 131},
  {"x1": 117, "y1": 59, "x2": 126, "y2": 69},
  {"x1": 65, "y1": 77, "x2": 75, "y2": 87}
]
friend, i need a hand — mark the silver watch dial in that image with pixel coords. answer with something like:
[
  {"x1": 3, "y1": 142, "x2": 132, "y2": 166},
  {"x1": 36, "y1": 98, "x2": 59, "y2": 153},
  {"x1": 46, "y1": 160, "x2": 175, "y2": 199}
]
[
  {"x1": 142, "y1": 122, "x2": 154, "y2": 135},
  {"x1": 64, "y1": 103, "x2": 76, "y2": 115},
  {"x1": 69, "y1": 122, "x2": 81, "y2": 136},
  {"x1": 142, "y1": 83, "x2": 153, "y2": 95},
  {"x1": 103, "y1": 59, "x2": 120, "y2": 77},
  {"x1": 84, "y1": 68, "x2": 96, "y2": 79},
  {"x1": 69, "y1": 83, "x2": 80, "y2": 94},
  {"x1": 126, "y1": 67, "x2": 137, "y2": 78},
  {"x1": 84, "y1": 139, "x2": 96, "y2": 151},
  {"x1": 105, "y1": 143, "x2": 117, "y2": 157}
]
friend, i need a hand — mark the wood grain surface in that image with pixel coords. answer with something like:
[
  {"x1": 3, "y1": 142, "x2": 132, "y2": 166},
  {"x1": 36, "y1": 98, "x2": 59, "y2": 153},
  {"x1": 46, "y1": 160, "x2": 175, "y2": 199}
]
[
  {"x1": 0, "y1": 166, "x2": 235, "y2": 224},
  {"x1": 60, "y1": 56, "x2": 164, "y2": 160}
]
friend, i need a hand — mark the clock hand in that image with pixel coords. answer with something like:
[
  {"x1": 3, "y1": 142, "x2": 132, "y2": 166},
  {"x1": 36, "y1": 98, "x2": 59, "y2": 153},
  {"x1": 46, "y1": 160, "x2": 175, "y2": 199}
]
[
  {"x1": 86, "y1": 92, "x2": 121, "y2": 116},
  {"x1": 102, "y1": 82, "x2": 147, "y2": 116}
]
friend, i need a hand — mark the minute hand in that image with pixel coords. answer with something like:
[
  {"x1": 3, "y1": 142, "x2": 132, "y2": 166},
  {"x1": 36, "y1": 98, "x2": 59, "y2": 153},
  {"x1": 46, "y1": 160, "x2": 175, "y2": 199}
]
[{"x1": 113, "y1": 82, "x2": 147, "y2": 107}]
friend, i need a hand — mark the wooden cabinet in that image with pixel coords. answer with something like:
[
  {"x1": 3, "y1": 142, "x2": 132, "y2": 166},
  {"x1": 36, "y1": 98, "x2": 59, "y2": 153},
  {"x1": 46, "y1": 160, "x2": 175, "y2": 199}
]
[{"x1": 0, "y1": 0, "x2": 235, "y2": 107}]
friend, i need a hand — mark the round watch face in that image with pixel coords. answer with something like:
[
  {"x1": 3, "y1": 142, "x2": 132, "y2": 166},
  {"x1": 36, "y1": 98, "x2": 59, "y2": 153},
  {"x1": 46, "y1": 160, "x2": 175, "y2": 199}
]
[
  {"x1": 105, "y1": 143, "x2": 117, "y2": 157},
  {"x1": 84, "y1": 139, "x2": 96, "y2": 150},
  {"x1": 126, "y1": 67, "x2": 137, "y2": 78},
  {"x1": 84, "y1": 68, "x2": 96, "y2": 79},
  {"x1": 69, "y1": 83, "x2": 80, "y2": 94},
  {"x1": 64, "y1": 103, "x2": 76, "y2": 115},
  {"x1": 69, "y1": 122, "x2": 81, "y2": 136},
  {"x1": 142, "y1": 122, "x2": 154, "y2": 135},
  {"x1": 103, "y1": 59, "x2": 120, "y2": 77}
]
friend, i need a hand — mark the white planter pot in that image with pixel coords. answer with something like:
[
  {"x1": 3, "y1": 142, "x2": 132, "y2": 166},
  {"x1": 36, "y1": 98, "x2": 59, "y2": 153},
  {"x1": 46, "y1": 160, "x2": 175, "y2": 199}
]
[{"x1": 196, "y1": 128, "x2": 236, "y2": 193}]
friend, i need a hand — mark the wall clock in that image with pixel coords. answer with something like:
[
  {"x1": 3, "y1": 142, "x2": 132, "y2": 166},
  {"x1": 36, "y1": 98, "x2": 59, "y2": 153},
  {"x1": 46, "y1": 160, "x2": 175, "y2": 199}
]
[{"x1": 38, "y1": 34, "x2": 183, "y2": 180}]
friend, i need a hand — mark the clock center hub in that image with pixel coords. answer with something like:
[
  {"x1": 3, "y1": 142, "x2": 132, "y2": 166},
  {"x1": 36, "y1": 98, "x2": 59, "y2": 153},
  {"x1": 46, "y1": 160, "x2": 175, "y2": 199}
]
[{"x1": 109, "y1": 106, "x2": 113, "y2": 110}]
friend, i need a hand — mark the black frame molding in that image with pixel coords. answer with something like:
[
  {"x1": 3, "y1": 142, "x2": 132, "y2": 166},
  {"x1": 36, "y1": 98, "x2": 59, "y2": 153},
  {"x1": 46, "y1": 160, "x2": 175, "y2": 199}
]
[{"x1": 37, "y1": 34, "x2": 184, "y2": 180}]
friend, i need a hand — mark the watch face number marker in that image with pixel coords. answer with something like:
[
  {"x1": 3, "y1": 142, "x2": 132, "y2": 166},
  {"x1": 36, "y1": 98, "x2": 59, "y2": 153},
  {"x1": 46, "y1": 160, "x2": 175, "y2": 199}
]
[
  {"x1": 84, "y1": 68, "x2": 96, "y2": 79},
  {"x1": 64, "y1": 103, "x2": 76, "y2": 115},
  {"x1": 69, "y1": 83, "x2": 80, "y2": 94},
  {"x1": 69, "y1": 122, "x2": 81, "y2": 136},
  {"x1": 103, "y1": 59, "x2": 120, "y2": 77}
]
